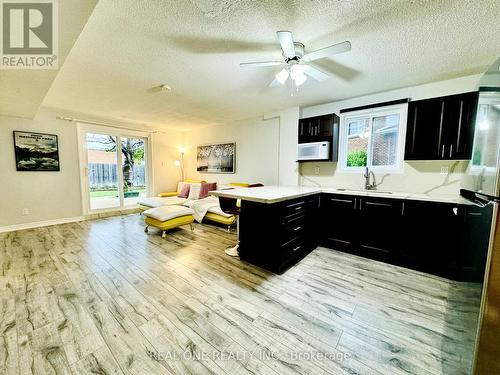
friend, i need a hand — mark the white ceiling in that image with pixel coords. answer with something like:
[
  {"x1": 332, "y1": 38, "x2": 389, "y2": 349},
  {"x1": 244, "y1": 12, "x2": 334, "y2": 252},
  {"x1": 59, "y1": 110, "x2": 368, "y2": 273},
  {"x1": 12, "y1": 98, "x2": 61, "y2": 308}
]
[
  {"x1": 40, "y1": 0, "x2": 500, "y2": 130},
  {"x1": 0, "y1": 0, "x2": 98, "y2": 119}
]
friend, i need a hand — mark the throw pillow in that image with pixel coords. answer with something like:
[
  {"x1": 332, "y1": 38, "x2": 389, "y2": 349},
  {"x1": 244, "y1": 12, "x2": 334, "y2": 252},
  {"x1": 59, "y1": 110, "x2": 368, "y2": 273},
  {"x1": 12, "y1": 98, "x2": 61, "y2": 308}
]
[
  {"x1": 199, "y1": 182, "x2": 217, "y2": 199},
  {"x1": 178, "y1": 183, "x2": 190, "y2": 198}
]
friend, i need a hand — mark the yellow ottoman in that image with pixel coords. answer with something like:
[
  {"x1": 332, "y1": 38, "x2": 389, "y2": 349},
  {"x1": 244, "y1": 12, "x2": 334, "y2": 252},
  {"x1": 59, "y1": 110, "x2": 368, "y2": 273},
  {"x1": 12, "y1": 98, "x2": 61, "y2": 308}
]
[{"x1": 143, "y1": 206, "x2": 195, "y2": 238}]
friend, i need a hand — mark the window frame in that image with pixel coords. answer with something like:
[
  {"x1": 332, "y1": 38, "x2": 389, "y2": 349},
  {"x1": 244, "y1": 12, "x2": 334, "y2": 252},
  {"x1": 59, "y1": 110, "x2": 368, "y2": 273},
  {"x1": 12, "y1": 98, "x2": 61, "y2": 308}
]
[{"x1": 339, "y1": 103, "x2": 408, "y2": 173}]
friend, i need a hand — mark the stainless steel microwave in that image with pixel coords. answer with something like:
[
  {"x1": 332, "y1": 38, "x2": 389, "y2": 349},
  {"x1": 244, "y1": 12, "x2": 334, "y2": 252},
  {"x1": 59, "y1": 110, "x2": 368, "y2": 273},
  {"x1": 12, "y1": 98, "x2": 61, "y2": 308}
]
[{"x1": 297, "y1": 141, "x2": 330, "y2": 161}]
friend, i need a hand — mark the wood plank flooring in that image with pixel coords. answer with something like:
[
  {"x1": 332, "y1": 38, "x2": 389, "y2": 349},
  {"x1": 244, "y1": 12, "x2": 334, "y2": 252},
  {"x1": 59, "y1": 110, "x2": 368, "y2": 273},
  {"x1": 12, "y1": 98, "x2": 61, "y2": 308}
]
[{"x1": 0, "y1": 214, "x2": 481, "y2": 375}]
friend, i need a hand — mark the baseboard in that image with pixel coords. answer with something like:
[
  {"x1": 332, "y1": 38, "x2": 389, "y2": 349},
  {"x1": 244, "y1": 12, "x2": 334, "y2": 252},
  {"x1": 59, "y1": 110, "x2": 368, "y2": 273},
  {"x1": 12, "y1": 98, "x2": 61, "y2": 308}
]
[{"x1": 0, "y1": 216, "x2": 86, "y2": 233}]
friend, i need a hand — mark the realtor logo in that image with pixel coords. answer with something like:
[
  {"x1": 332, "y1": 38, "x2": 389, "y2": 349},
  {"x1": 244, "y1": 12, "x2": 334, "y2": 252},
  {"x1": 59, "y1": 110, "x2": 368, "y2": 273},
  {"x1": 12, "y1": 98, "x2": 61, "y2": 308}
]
[{"x1": 1, "y1": 0, "x2": 58, "y2": 69}]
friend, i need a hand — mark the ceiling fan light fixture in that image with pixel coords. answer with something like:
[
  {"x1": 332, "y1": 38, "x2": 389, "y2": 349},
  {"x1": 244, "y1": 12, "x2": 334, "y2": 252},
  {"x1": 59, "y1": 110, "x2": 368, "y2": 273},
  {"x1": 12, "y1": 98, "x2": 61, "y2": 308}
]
[
  {"x1": 275, "y1": 69, "x2": 289, "y2": 85},
  {"x1": 290, "y1": 65, "x2": 307, "y2": 86}
]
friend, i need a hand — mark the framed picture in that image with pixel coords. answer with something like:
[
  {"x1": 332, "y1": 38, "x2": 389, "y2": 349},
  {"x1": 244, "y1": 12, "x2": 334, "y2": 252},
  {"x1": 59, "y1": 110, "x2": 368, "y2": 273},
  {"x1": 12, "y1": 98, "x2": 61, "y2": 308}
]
[
  {"x1": 13, "y1": 131, "x2": 60, "y2": 171},
  {"x1": 197, "y1": 142, "x2": 236, "y2": 173}
]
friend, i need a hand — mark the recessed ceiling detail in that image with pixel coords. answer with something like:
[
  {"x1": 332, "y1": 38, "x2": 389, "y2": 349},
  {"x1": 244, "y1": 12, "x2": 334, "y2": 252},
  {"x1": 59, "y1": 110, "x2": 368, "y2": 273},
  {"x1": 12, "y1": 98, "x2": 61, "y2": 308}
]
[{"x1": 40, "y1": 0, "x2": 500, "y2": 130}]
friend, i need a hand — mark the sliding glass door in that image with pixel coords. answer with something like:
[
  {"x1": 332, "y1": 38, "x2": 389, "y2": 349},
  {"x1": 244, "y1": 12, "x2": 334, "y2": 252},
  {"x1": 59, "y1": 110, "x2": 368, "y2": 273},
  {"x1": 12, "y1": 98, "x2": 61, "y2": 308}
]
[{"x1": 78, "y1": 124, "x2": 150, "y2": 213}]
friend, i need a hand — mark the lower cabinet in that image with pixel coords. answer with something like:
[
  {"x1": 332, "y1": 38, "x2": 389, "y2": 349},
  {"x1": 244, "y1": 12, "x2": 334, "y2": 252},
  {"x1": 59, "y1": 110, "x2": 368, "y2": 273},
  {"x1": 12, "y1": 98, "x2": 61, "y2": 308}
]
[
  {"x1": 320, "y1": 193, "x2": 492, "y2": 281},
  {"x1": 239, "y1": 194, "x2": 320, "y2": 274}
]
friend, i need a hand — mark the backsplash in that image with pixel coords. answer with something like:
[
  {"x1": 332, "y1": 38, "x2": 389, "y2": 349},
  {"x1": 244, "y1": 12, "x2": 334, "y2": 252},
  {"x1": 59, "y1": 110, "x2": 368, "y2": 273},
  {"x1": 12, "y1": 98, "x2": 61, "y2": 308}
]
[{"x1": 299, "y1": 160, "x2": 469, "y2": 196}]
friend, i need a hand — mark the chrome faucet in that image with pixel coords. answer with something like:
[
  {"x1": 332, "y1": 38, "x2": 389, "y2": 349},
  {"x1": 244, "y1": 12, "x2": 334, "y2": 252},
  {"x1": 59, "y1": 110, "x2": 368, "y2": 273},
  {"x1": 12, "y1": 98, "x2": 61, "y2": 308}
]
[{"x1": 364, "y1": 167, "x2": 376, "y2": 190}]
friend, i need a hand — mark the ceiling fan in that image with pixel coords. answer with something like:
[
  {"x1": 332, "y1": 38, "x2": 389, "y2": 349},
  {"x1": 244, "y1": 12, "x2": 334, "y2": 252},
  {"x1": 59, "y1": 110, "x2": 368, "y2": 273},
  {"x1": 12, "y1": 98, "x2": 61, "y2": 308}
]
[{"x1": 240, "y1": 31, "x2": 351, "y2": 89}]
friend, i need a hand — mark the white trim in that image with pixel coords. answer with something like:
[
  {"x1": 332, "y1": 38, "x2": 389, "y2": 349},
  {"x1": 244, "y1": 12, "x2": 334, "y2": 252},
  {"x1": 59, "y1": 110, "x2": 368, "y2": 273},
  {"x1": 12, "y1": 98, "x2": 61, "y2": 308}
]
[
  {"x1": 0, "y1": 216, "x2": 85, "y2": 234},
  {"x1": 77, "y1": 123, "x2": 153, "y2": 215},
  {"x1": 339, "y1": 103, "x2": 408, "y2": 174}
]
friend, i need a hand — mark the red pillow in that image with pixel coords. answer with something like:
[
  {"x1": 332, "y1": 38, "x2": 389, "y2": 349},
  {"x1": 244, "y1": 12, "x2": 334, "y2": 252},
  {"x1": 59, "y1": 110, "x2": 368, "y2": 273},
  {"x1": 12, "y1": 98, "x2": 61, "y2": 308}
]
[
  {"x1": 178, "y1": 183, "x2": 190, "y2": 198},
  {"x1": 199, "y1": 182, "x2": 217, "y2": 199}
]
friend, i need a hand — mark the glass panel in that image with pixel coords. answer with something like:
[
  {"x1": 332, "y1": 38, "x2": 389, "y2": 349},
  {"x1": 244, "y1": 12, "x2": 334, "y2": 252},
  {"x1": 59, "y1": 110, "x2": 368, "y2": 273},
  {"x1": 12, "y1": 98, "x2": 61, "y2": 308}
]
[
  {"x1": 122, "y1": 137, "x2": 147, "y2": 206},
  {"x1": 87, "y1": 133, "x2": 119, "y2": 210},
  {"x1": 346, "y1": 117, "x2": 369, "y2": 167},
  {"x1": 371, "y1": 114, "x2": 400, "y2": 166}
]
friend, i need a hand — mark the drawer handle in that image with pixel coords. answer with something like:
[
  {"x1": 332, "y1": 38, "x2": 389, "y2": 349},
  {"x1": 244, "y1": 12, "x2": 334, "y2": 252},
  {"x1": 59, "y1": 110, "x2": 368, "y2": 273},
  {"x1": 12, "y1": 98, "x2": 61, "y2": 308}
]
[
  {"x1": 294, "y1": 206, "x2": 303, "y2": 211},
  {"x1": 330, "y1": 198, "x2": 352, "y2": 203},
  {"x1": 365, "y1": 202, "x2": 392, "y2": 207},
  {"x1": 292, "y1": 245, "x2": 301, "y2": 252},
  {"x1": 293, "y1": 226, "x2": 302, "y2": 231}
]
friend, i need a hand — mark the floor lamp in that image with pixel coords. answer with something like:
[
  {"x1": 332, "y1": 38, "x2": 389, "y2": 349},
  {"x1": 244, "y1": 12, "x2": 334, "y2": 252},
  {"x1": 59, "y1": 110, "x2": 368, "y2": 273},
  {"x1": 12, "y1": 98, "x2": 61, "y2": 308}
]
[{"x1": 173, "y1": 149, "x2": 185, "y2": 181}]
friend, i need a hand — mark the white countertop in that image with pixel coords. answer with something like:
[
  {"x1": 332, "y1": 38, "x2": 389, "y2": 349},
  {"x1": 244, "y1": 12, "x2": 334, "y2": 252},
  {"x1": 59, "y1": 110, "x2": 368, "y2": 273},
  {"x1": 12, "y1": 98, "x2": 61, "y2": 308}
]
[
  {"x1": 210, "y1": 185, "x2": 469, "y2": 205},
  {"x1": 210, "y1": 186, "x2": 321, "y2": 204}
]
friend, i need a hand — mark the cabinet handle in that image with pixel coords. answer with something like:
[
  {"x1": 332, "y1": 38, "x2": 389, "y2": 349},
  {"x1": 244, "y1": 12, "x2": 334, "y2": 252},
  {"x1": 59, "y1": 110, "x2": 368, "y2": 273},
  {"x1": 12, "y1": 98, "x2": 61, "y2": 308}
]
[
  {"x1": 457, "y1": 100, "x2": 464, "y2": 150},
  {"x1": 401, "y1": 202, "x2": 405, "y2": 216},
  {"x1": 365, "y1": 201, "x2": 392, "y2": 207},
  {"x1": 292, "y1": 245, "x2": 301, "y2": 252},
  {"x1": 449, "y1": 144, "x2": 453, "y2": 158},
  {"x1": 293, "y1": 226, "x2": 302, "y2": 231},
  {"x1": 441, "y1": 144, "x2": 445, "y2": 158},
  {"x1": 437, "y1": 101, "x2": 445, "y2": 156},
  {"x1": 294, "y1": 206, "x2": 303, "y2": 211},
  {"x1": 330, "y1": 198, "x2": 352, "y2": 204}
]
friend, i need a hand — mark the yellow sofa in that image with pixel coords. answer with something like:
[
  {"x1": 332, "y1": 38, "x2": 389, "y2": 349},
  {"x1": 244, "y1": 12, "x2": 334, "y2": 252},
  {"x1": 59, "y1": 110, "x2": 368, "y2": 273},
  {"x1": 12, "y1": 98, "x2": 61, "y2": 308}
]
[
  {"x1": 154, "y1": 181, "x2": 253, "y2": 228},
  {"x1": 158, "y1": 179, "x2": 206, "y2": 197}
]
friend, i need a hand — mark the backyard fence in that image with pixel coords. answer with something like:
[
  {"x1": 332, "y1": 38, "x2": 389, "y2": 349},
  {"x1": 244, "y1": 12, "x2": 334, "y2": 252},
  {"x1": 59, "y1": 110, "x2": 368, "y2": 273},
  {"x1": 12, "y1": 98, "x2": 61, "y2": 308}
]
[{"x1": 88, "y1": 163, "x2": 145, "y2": 190}]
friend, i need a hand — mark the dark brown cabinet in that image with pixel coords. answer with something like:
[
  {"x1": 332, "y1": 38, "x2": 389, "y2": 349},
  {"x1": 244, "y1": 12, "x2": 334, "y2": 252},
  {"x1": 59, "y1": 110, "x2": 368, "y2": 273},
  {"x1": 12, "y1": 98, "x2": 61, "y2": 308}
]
[
  {"x1": 320, "y1": 192, "x2": 491, "y2": 281},
  {"x1": 298, "y1": 113, "x2": 340, "y2": 161},
  {"x1": 239, "y1": 194, "x2": 320, "y2": 274},
  {"x1": 405, "y1": 92, "x2": 478, "y2": 160}
]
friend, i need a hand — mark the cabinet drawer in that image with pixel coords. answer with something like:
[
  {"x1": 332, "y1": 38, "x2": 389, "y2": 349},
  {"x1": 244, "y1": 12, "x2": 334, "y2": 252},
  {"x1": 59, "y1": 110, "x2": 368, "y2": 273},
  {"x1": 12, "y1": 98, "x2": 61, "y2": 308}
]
[
  {"x1": 282, "y1": 200, "x2": 306, "y2": 220},
  {"x1": 281, "y1": 235, "x2": 305, "y2": 259},
  {"x1": 281, "y1": 216, "x2": 306, "y2": 243}
]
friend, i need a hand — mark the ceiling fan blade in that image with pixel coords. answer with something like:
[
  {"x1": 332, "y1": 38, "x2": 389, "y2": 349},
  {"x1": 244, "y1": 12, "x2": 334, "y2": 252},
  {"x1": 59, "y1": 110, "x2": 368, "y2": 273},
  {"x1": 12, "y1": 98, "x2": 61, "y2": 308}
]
[
  {"x1": 240, "y1": 61, "x2": 283, "y2": 68},
  {"x1": 303, "y1": 64, "x2": 330, "y2": 82},
  {"x1": 302, "y1": 41, "x2": 351, "y2": 62},
  {"x1": 277, "y1": 31, "x2": 296, "y2": 58},
  {"x1": 269, "y1": 77, "x2": 281, "y2": 87}
]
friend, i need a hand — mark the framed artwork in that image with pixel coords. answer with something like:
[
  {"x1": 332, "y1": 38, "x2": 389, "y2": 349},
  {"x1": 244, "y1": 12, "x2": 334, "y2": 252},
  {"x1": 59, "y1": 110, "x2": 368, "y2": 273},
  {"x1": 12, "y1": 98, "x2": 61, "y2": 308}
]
[
  {"x1": 13, "y1": 131, "x2": 60, "y2": 171},
  {"x1": 196, "y1": 142, "x2": 235, "y2": 173}
]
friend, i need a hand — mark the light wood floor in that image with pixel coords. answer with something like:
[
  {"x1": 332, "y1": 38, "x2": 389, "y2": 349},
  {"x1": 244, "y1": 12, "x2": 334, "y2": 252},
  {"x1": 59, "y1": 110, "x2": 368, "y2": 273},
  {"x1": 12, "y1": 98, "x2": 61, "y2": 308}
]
[{"x1": 0, "y1": 214, "x2": 481, "y2": 375}]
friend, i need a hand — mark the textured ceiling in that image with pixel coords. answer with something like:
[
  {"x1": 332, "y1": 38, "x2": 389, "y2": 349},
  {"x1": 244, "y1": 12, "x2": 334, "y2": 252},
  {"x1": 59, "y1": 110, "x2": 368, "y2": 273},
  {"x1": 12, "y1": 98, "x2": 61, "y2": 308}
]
[
  {"x1": 41, "y1": 0, "x2": 500, "y2": 129},
  {"x1": 0, "y1": 0, "x2": 98, "y2": 119}
]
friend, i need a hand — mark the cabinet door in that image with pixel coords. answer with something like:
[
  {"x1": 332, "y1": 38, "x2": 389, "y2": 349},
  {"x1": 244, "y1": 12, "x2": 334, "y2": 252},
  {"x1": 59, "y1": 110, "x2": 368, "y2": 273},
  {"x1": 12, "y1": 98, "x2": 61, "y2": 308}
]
[
  {"x1": 357, "y1": 197, "x2": 402, "y2": 260},
  {"x1": 405, "y1": 98, "x2": 444, "y2": 160},
  {"x1": 401, "y1": 200, "x2": 460, "y2": 277},
  {"x1": 320, "y1": 194, "x2": 357, "y2": 252},
  {"x1": 455, "y1": 204, "x2": 492, "y2": 281},
  {"x1": 450, "y1": 92, "x2": 478, "y2": 159},
  {"x1": 318, "y1": 115, "x2": 333, "y2": 137}
]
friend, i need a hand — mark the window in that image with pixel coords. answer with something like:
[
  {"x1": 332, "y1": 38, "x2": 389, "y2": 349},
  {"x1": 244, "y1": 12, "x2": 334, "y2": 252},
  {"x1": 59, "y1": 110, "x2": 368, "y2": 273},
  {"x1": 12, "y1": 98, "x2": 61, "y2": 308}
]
[{"x1": 339, "y1": 104, "x2": 407, "y2": 172}]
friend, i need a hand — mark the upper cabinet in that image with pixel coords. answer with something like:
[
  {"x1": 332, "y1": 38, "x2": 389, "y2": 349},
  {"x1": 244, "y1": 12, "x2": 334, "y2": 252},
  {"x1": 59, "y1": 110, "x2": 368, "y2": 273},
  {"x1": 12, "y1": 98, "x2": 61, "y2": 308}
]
[
  {"x1": 298, "y1": 113, "x2": 340, "y2": 161},
  {"x1": 404, "y1": 91, "x2": 478, "y2": 160},
  {"x1": 298, "y1": 114, "x2": 339, "y2": 144}
]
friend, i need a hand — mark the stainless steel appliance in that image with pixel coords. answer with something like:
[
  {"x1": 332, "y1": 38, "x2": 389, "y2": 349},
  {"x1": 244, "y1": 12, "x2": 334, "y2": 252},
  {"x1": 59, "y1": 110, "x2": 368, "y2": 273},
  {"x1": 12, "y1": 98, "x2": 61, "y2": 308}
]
[{"x1": 460, "y1": 57, "x2": 500, "y2": 374}]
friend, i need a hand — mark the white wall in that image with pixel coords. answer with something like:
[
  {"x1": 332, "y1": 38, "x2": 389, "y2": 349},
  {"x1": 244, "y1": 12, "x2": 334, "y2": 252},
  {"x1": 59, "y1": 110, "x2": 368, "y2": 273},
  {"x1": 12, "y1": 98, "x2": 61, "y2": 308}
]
[
  {"x1": 0, "y1": 108, "x2": 183, "y2": 228},
  {"x1": 151, "y1": 130, "x2": 185, "y2": 195},
  {"x1": 184, "y1": 116, "x2": 280, "y2": 186},
  {"x1": 298, "y1": 74, "x2": 482, "y2": 195},
  {"x1": 0, "y1": 112, "x2": 83, "y2": 226}
]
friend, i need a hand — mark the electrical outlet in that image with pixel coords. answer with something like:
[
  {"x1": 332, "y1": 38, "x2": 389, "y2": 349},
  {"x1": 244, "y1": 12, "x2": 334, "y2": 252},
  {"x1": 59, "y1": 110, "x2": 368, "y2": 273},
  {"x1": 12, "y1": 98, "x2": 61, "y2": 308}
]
[
  {"x1": 440, "y1": 166, "x2": 449, "y2": 175},
  {"x1": 314, "y1": 166, "x2": 320, "y2": 175},
  {"x1": 21, "y1": 208, "x2": 30, "y2": 216}
]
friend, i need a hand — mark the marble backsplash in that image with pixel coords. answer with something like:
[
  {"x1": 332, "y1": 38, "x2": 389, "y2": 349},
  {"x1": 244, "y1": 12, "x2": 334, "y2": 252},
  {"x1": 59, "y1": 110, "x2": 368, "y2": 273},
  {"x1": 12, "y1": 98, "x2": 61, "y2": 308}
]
[{"x1": 299, "y1": 160, "x2": 470, "y2": 196}]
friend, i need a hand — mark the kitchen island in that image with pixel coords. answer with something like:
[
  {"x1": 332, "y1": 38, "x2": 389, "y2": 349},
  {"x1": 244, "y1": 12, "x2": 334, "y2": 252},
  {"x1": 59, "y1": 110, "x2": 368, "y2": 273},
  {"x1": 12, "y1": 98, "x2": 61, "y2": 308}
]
[{"x1": 211, "y1": 186, "x2": 322, "y2": 273}]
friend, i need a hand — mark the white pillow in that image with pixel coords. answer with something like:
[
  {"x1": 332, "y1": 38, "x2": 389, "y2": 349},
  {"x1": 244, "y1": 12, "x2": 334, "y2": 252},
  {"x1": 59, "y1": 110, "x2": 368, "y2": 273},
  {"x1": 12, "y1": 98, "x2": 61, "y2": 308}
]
[{"x1": 188, "y1": 184, "x2": 201, "y2": 200}]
